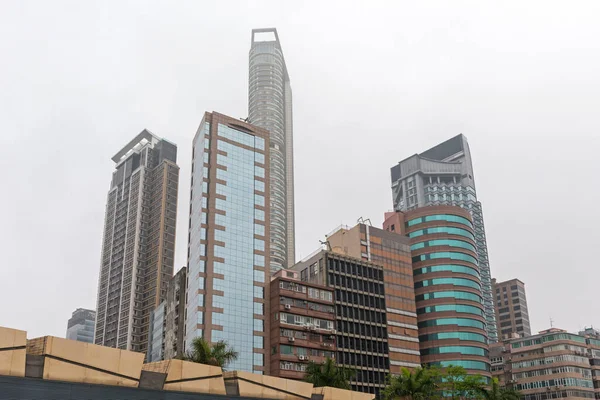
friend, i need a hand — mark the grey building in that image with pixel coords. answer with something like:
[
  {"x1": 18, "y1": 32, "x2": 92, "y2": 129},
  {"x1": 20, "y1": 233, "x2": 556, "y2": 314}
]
[
  {"x1": 66, "y1": 308, "x2": 96, "y2": 343},
  {"x1": 94, "y1": 130, "x2": 179, "y2": 356},
  {"x1": 148, "y1": 267, "x2": 187, "y2": 362},
  {"x1": 248, "y1": 28, "x2": 295, "y2": 272},
  {"x1": 493, "y1": 278, "x2": 531, "y2": 339},
  {"x1": 390, "y1": 134, "x2": 498, "y2": 342}
]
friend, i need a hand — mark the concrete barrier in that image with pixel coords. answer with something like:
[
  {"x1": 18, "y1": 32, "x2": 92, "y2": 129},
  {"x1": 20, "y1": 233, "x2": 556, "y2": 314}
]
[{"x1": 0, "y1": 327, "x2": 26, "y2": 377}]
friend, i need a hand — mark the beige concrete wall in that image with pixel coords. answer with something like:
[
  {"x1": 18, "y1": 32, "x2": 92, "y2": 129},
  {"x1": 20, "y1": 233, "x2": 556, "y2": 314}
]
[
  {"x1": 27, "y1": 336, "x2": 143, "y2": 387},
  {"x1": 144, "y1": 359, "x2": 226, "y2": 395},
  {"x1": 224, "y1": 370, "x2": 313, "y2": 399},
  {"x1": 312, "y1": 386, "x2": 375, "y2": 400},
  {"x1": 0, "y1": 326, "x2": 26, "y2": 377}
]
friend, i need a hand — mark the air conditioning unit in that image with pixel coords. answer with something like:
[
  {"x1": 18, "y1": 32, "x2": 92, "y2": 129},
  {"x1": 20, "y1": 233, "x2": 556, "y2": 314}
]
[
  {"x1": 288, "y1": 337, "x2": 295, "y2": 342},
  {"x1": 309, "y1": 325, "x2": 317, "y2": 331},
  {"x1": 321, "y1": 342, "x2": 328, "y2": 347},
  {"x1": 284, "y1": 304, "x2": 292, "y2": 310},
  {"x1": 330, "y1": 329, "x2": 337, "y2": 334},
  {"x1": 298, "y1": 355, "x2": 308, "y2": 361}
]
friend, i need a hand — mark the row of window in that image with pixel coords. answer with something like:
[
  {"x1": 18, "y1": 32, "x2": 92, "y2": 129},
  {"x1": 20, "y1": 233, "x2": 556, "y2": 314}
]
[
  {"x1": 512, "y1": 354, "x2": 589, "y2": 369},
  {"x1": 415, "y1": 290, "x2": 483, "y2": 304},
  {"x1": 280, "y1": 329, "x2": 334, "y2": 343},
  {"x1": 275, "y1": 312, "x2": 335, "y2": 331},
  {"x1": 338, "y1": 336, "x2": 388, "y2": 354},
  {"x1": 515, "y1": 377, "x2": 594, "y2": 391},
  {"x1": 416, "y1": 304, "x2": 484, "y2": 317},
  {"x1": 413, "y1": 264, "x2": 480, "y2": 278},
  {"x1": 417, "y1": 317, "x2": 485, "y2": 330},
  {"x1": 279, "y1": 297, "x2": 335, "y2": 314},
  {"x1": 279, "y1": 361, "x2": 307, "y2": 372},
  {"x1": 415, "y1": 277, "x2": 481, "y2": 290},
  {"x1": 419, "y1": 332, "x2": 488, "y2": 344},
  {"x1": 336, "y1": 352, "x2": 389, "y2": 374},
  {"x1": 275, "y1": 344, "x2": 335, "y2": 359},
  {"x1": 337, "y1": 305, "x2": 386, "y2": 324},
  {"x1": 327, "y1": 259, "x2": 384, "y2": 281},
  {"x1": 512, "y1": 333, "x2": 587, "y2": 348},
  {"x1": 337, "y1": 320, "x2": 388, "y2": 339},
  {"x1": 336, "y1": 288, "x2": 385, "y2": 309},
  {"x1": 408, "y1": 226, "x2": 475, "y2": 241},
  {"x1": 421, "y1": 345, "x2": 488, "y2": 357},
  {"x1": 412, "y1": 252, "x2": 478, "y2": 266},
  {"x1": 513, "y1": 366, "x2": 592, "y2": 379},
  {"x1": 411, "y1": 239, "x2": 476, "y2": 253},
  {"x1": 407, "y1": 214, "x2": 473, "y2": 228},
  {"x1": 522, "y1": 390, "x2": 595, "y2": 400},
  {"x1": 331, "y1": 274, "x2": 385, "y2": 295}
]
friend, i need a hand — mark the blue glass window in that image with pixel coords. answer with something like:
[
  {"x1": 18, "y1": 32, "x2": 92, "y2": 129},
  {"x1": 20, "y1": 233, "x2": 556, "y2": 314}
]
[
  {"x1": 254, "y1": 319, "x2": 264, "y2": 331},
  {"x1": 407, "y1": 214, "x2": 473, "y2": 228},
  {"x1": 411, "y1": 239, "x2": 476, "y2": 253},
  {"x1": 254, "y1": 224, "x2": 265, "y2": 236},
  {"x1": 430, "y1": 360, "x2": 490, "y2": 372},
  {"x1": 255, "y1": 180, "x2": 265, "y2": 192},
  {"x1": 254, "y1": 302, "x2": 264, "y2": 314},
  {"x1": 415, "y1": 277, "x2": 481, "y2": 290},
  {"x1": 253, "y1": 336, "x2": 264, "y2": 349},
  {"x1": 254, "y1": 239, "x2": 265, "y2": 251},
  {"x1": 254, "y1": 166, "x2": 265, "y2": 178},
  {"x1": 253, "y1": 270, "x2": 265, "y2": 283},
  {"x1": 255, "y1": 194, "x2": 265, "y2": 206},
  {"x1": 255, "y1": 153, "x2": 265, "y2": 164},
  {"x1": 413, "y1": 265, "x2": 479, "y2": 278},
  {"x1": 254, "y1": 254, "x2": 265, "y2": 267},
  {"x1": 417, "y1": 304, "x2": 483, "y2": 317},
  {"x1": 255, "y1": 209, "x2": 265, "y2": 221},
  {"x1": 412, "y1": 252, "x2": 478, "y2": 265},
  {"x1": 419, "y1": 332, "x2": 488, "y2": 344},
  {"x1": 421, "y1": 346, "x2": 488, "y2": 357},
  {"x1": 418, "y1": 318, "x2": 485, "y2": 330},
  {"x1": 416, "y1": 291, "x2": 483, "y2": 303}
]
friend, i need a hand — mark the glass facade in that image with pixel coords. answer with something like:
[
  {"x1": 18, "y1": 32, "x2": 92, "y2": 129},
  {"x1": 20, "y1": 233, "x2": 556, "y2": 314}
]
[
  {"x1": 419, "y1": 332, "x2": 488, "y2": 344},
  {"x1": 187, "y1": 116, "x2": 267, "y2": 373},
  {"x1": 408, "y1": 226, "x2": 475, "y2": 241},
  {"x1": 148, "y1": 302, "x2": 165, "y2": 362},
  {"x1": 413, "y1": 264, "x2": 479, "y2": 277},
  {"x1": 411, "y1": 239, "x2": 476, "y2": 253}
]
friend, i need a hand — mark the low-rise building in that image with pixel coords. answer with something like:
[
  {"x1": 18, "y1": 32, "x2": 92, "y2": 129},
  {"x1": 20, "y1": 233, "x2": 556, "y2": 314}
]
[
  {"x1": 496, "y1": 328, "x2": 596, "y2": 400},
  {"x1": 269, "y1": 270, "x2": 336, "y2": 380}
]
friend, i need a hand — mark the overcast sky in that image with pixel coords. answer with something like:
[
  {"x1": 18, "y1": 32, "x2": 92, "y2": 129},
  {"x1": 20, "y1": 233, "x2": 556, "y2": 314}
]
[{"x1": 1, "y1": 1, "x2": 598, "y2": 339}]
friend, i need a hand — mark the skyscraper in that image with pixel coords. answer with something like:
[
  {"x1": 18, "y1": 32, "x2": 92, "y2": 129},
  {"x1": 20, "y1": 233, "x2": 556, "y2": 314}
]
[
  {"x1": 390, "y1": 134, "x2": 498, "y2": 342},
  {"x1": 492, "y1": 278, "x2": 532, "y2": 339},
  {"x1": 66, "y1": 308, "x2": 96, "y2": 343},
  {"x1": 186, "y1": 112, "x2": 270, "y2": 373},
  {"x1": 94, "y1": 131, "x2": 179, "y2": 355},
  {"x1": 249, "y1": 28, "x2": 295, "y2": 271}
]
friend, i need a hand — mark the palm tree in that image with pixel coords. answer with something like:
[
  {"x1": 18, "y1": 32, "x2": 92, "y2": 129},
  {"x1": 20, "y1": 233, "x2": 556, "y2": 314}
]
[
  {"x1": 183, "y1": 337, "x2": 238, "y2": 369},
  {"x1": 382, "y1": 367, "x2": 438, "y2": 400},
  {"x1": 304, "y1": 357, "x2": 355, "y2": 389},
  {"x1": 475, "y1": 378, "x2": 520, "y2": 400}
]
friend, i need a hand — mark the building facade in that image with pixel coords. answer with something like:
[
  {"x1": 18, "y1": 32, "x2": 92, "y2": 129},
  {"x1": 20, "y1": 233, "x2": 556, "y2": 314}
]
[
  {"x1": 94, "y1": 131, "x2": 179, "y2": 355},
  {"x1": 248, "y1": 28, "x2": 295, "y2": 271},
  {"x1": 66, "y1": 308, "x2": 96, "y2": 343},
  {"x1": 493, "y1": 278, "x2": 532, "y2": 339},
  {"x1": 186, "y1": 112, "x2": 270, "y2": 373},
  {"x1": 390, "y1": 134, "x2": 498, "y2": 343},
  {"x1": 502, "y1": 328, "x2": 596, "y2": 400},
  {"x1": 293, "y1": 250, "x2": 390, "y2": 396},
  {"x1": 384, "y1": 206, "x2": 491, "y2": 379},
  {"x1": 148, "y1": 267, "x2": 186, "y2": 362},
  {"x1": 325, "y1": 223, "x2": 421, "y2": 372},
  {"x1": 269, "y1": 269, "x2": 336, "y2": 380}
]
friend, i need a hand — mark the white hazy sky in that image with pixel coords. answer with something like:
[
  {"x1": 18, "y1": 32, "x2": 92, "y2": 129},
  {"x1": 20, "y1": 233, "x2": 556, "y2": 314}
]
[{"x1": 1, "y1": 1, "x2": 598, "y2": 339}]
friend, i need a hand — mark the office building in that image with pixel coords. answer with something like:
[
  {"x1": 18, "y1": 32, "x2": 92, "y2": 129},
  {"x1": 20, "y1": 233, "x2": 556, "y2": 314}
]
[
  {"x1": 148, "y1": 267, "x2": 186, "y2": 362},
  {"x1": 384, "y1": 206, "x2": 491, "y2": 379},
  {"x1": 325, "y1": 223, "x2": 421, "y2": 372},
  {"x1": 269, "y1": 269, "x2": 336, "y2": 380},
  {"x1": 500, "y1": 328, "x2": 597, "y2": 400},
  {"x1": 249, "y1": 28, "x2": 295, "y2": 271},
  {"x1": 293, "y1": 250, "x2": 390, "y2": 396},
  {"x1": 94, "y1": 131, "x2": 179, "y2": 355},
  {"x1": 66, "y1": 308, "x2": 96, "y2": 343},
  {"x1": 186, "y1": 112, "x2": 270, "y2": 373},
  {"x1": 493, "y1": 278, "x2": 532, "y2": 339},
  {"x1": 390, "y1": 134, "x2": 498, "y2": 342}
]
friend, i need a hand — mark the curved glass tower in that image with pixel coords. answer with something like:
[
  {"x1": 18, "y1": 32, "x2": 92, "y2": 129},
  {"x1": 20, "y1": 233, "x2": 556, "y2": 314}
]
[
  {"x1": 404, "y1": 206, "x2": 490, "y2": 377},
  {"x1": 249, "y1": 28, "x2": 295, "y2": 272},
  {"x1": 390, "y1": 134, "x2": 498, "y2": 343}
]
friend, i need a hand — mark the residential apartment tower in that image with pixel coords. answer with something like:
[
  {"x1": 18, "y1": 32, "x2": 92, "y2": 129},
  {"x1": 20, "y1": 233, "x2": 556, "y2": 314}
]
[
  {"x1": 249, "y1": 28, "x2": 295, "y2": 271},
  {"x1": 493, "y1": 278, "x2": 532, "y2": 339},
  {"x1": 94, "y1": 131, "x2": 179, "y2": 355}
]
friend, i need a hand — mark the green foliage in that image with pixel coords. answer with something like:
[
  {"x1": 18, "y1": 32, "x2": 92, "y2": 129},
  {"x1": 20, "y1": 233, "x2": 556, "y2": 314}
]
[
  {"x1": 304, "y1": 357, "x2": 355, "y2": 389},
  {"x1": 382, "y1": 365, "x2": 521, "y2": 400},
  {"x1": 183, "y1": 337, "x2": 238, "y2": 369},
  {"x1": 382, "y1": 367, "x2": 437, "y2": 400}
]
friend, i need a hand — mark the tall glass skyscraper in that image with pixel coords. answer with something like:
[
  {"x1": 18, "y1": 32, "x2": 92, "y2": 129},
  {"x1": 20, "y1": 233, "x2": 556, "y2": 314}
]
[
  {"x1": 390, "y1": 134, "x2": 498, "y2": 343},
  {"x1": 186, "y1": 112, "x2": 270, "y2": 373},
  {"x1": 66, "y1": 308, "x2": 96, "y2": 344},
  {"x1": 248, "y1": 28, "x2": 295, "y2": 272}
]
